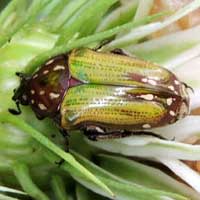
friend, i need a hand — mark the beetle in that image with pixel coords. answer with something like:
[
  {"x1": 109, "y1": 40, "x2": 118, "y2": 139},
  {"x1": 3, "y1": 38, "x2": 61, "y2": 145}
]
[{"x1": 9, "y1": 48, "x2": 190, "y2": 140}]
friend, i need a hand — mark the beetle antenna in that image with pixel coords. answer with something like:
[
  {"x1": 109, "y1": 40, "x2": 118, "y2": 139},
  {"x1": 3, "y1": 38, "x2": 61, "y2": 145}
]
[
  {"x1": 16, "y1": 72, "x2": 28, "y2": 79},
  {"x1": 183, "y1": 82, "x2": 194, "y2": 93}
]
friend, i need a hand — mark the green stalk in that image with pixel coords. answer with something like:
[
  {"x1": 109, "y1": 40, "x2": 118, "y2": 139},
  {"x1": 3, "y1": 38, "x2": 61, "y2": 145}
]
[
  {"x1": 0, "y1": 0, "x2": 21, "y2": 27},
  {"x1": 51, "y1": 175, "x2": 69, "y2": 200},
  {"x1": 0, "y1": 114, "x2": 114, "y2": 198},
  {"x1": 96, "y1": 0, "x2": 138, "y2": 32},
  {"x1": 51, "y1": 0, "x2": 88, "y2": 31},
  {"x1": 25, "y1": 12, "x2": 165, "y2": 74},
  {"x1": 0, "y1": 194, "x2": 20, "y2": 200},
  {"x1": 0, "y1": 0, "x2": 51, "y2": 47},
  {"x1": 0, "y1": 186, "x2": 26, "y2": 195},
  {"x1": 57, "y1": 0, "x2": 118, "y2": 44},
  {"x1": 97, "y1": 154, "x2": 200, "y2": 200},
  {"x1": 104, "y1": 0, "x2": 200, "y2": 49},
  {"x1": 76, "y1": 184, "x2": 106, "y2": 200},
  {"x1": 133, "y1": 0, "x2": 154, "y2": 21},
  {"x1": 13, "y1": 162, "x2": 49, "y2": 200},
  {"x1": 69, "y1": 151, "x2": 187, "y2": 200}
]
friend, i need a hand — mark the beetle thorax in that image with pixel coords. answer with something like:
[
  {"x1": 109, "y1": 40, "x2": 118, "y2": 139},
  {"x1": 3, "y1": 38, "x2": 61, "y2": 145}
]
[
  {"x1": 29, "y1": 55, "x2": 70, "y2": 119},
  {"x1": 16, "y1": 55, "x2": 70, "y2": 119}
]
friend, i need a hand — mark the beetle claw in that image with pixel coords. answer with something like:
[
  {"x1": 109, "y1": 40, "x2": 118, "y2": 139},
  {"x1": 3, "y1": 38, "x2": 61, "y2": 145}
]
[
  {"x1": 8, "y1": 101, "x2": 22, "y2": 115},
  {"x1": 55, "y1": 159, "x2": 65, "y2": 167}
]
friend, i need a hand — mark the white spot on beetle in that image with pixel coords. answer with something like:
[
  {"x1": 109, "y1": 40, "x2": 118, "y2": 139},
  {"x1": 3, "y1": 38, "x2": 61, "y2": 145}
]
[
  {"x1": 148, "y1": 79, "x2": 157, "y2": 86},
  {"x1": 38, "y1": 103, "x2": 47, "y2": 110},
  {"x1": 49, "y1": 92, "x2": 60, "y2": 99},
  {"x1": 31, "y1": 90, "x2": 35, "y2": 94},
  {"x1": 142, "y1": 124, "x2": 151, "y2": 129},
  {"x1": 39, "y1": 90, "x2": 45, "y2": 95},
  {"x1": 53, "y1": 65, "x2": 65, "y2": 71},
  {"x1": 169, "y1": 110, "x2": 176, "y2": 116},
  {"x1": 33, "y1": 74, "x2": 38, "y2": 79},
  {"x1": 46, "y1": 59, "x2": 54, "y2": 65},
  {"x1": 31, "y1": 99, "x2": 34, "y2": 104},
  {"x1": 168, "y1": 85, "x2": 175, "y2": 91},
  {"x1": 174, "y1": 80, "x2": 180, "y2": 85},
  {"x1": 22, "y1": 94, "x2": 27, "y2": 101},
  {"x1": 43, "y1": 70, "x2": 49, "y2": 75},
  {"x1": 149, "y1": 76, "x2": 160, "y2": 81},
  {"x1": 140, "y1": 94, "x2": 154, "y2": 101},
  {"x1": 141, "y1": 78, "x2": 148, "y2": 83},
  {"x1": 167, "y1": 98, "x2": 173, "y2": 106},
  {"x1": 95, "y1": 127, "x2": 105, "y2": 133}
]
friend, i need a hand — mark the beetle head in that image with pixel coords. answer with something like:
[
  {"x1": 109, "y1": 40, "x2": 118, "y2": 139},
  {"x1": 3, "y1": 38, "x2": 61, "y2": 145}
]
[{"x1": 12, "y1": 72, "x2": 31, "y2": 105}]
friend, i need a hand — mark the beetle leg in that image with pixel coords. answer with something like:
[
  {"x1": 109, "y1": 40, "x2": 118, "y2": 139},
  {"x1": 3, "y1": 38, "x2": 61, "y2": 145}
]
[
  {"x1": 110, "y1": 48, "x2": 137, "y2": 58},
  {"x1": 54, "y1": 129, "x2": 69, "y2": 167},
  {"x1": 55, "y1": 159, "x2": 65, "y2": 167},
  {"x1": 8, "y1": 100, "x2": 22, "y2": 115},
  {"x1": 84, "y1": 129, "x2": 166, "y2": 141},
  {"x1": 59, "y1": 128, "x2": 69, "y2": 152},
  {"x1": 182, "y1": 82, "x2": 194, "y2": 93},
  {"x1": 84, "y1": 131, "x2": 132, "y2": 141},
  {"x1": 94, "y1": 39, "x2": 113, "y2": 51}
]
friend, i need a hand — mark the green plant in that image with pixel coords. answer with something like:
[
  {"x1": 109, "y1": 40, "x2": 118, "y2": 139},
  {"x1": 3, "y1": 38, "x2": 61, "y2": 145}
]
[{"x1": 1, "y1": 1, "x2": 200, "y2": 199}]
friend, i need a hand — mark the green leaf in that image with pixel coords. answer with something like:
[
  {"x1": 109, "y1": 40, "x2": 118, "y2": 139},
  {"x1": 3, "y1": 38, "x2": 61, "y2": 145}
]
[
  {"x1": 0, "y1": 193, "x2": 20, "y2": 200},
  {"x1": 51, "y1": 175, "x2": 70, "y2": 200},
  {"x1": 0, "y1": 186, "x2": 26, "y2": 195},
  {"x1": 76, "y1": 184, "x2": 107, "y2": 200},
  {"x1": 104, "y1": 0, "x2": 200, "y2": 49},
  {"x1": 133, "y1": 0, "x2": 154, "y2": 21},
  {"x1": 13, "y1": 162, "x2": 49, "y2": 200},
  {"x1": 0, "y1": 114, "x2": 114, "y2": 198},
  {"x1": 125, "y1": 25, "x2": 200, "y2": 65},
  {"x1": 87, "y1": 134, "x2": 200, "y2": 160},
  {"x1": 51, "y1": 0, "x2": 87, "y2": 31},
  {"x1": 97, "y1": 154, "x2": 200, "y2": 200},
  {"x1": 57, "y1": 0, "x2": 118, "y2": 44},
  {"x1": 25, "y1": 12, "x2": 164, "y2": 74},
  {"x1": 0, "y1": 0, "x2": 51, "y2": 47},
  {"x1": 157, "y1": 158, "x2": 200, "y2": 194},
  {"x1": 70, "y1": 151, "x2": 187, "y2": 200},
  {"x1": 96, "y1": 0, "x2": 138, "y2": 31}
]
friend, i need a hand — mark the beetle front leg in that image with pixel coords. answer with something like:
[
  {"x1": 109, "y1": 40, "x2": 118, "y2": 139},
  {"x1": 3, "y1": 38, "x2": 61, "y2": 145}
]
[
  {"x1": 54, "y1": 129, "x2": 69, "y2": 167},
  {"x1": 59, "y1": 128, "x2": 70, "y2": 151}
]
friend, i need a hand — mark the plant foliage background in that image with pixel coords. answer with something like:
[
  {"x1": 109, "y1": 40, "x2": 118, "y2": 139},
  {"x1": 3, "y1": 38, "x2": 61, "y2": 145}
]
[{"x1": 1, "y1": 0, "x2": 200, "y2": 200}]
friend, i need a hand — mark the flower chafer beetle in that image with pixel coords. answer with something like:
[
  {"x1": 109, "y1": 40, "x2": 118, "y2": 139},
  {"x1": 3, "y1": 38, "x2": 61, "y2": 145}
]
[{"x1": 10, "y1": 48, "x2": 190, "y2": 140}]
